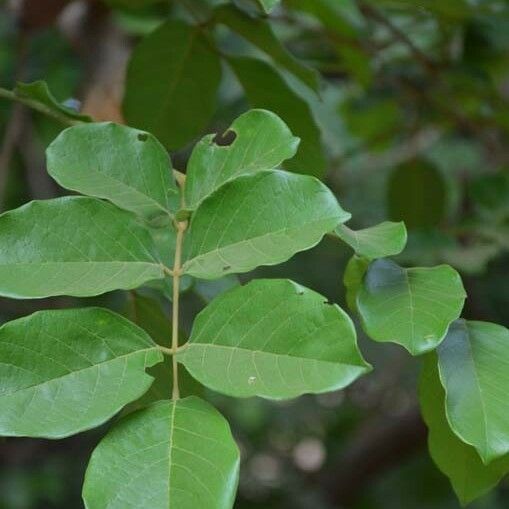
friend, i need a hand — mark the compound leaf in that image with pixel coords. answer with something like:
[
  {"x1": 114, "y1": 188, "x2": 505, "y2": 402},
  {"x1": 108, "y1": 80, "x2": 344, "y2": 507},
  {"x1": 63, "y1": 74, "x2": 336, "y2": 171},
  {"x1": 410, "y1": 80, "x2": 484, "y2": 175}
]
[
  {"x1": 0, "y1": 307, "x2": 162, "y2": 438},
  {"x1": 83, "y1": 397, "x2": 240, "y2": 509},
  {"x1": 183, "y1": 170, "x2": 350, "y2": 279},
  {"x1": 178, "y1": 279, "x2": 370, "y2": 399},
  {"x1": 0, "y1": 197, "x2": 166, "y2": 298},
  {"x1": 437, "y1": 319, "x2": 509, "y2": 464},
  {"x1": 47, "y1": 122, "x2": 178, "y2": 222},
  {"x1": 124, "y1": 20, "x2": 221, "y2": 149},
  {"x1": 184, "y1": 109, "x2": 299, "y2": 209},
  {"x1": 420, "y1": 355, "x2": 509, "y2": 505},
  {"x1": 336, "y1": 221, "x2": 407, "y2": 259},
  {"x1": 357, "y1": 259, "x2": 466, "y2": 355}
]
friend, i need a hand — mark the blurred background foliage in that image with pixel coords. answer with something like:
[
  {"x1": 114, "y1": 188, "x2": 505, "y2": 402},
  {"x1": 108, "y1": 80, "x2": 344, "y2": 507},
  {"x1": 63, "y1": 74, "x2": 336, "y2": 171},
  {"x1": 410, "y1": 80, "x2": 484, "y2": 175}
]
[{"x1": 1, "y1": 0, "x2": 509, "y2": 507}]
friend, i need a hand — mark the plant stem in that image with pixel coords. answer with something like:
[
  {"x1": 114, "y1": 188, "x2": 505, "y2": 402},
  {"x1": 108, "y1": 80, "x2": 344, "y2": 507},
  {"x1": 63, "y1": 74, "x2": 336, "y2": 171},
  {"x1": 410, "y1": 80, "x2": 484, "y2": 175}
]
[
  {"x1": 171, "y1": 218, "x2": 187, "y2": 400},
  {"x1": 0, "y1": 87, "x2": 84, "y2": 127}
]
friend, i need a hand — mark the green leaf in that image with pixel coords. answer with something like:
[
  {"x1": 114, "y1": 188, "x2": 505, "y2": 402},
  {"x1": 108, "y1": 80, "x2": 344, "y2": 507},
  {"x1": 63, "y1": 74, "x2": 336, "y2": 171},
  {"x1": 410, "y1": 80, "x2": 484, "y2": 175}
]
[
  {"x1": 0, "y1": 197, "x2": 166, "y2": 298},
  {"x1": 83, "y1": 397, "x2": 240, "y2": 509},
  {"x1": 124, "y1": 20, "x2": 221, "y2": 149},
  {"x1": 216, "y1": 5, "x2": 319, "y2": 91},
  {"x1": 420, "y1": 354, "x2": 509, "y2": 505},
  {"x1": 258, "y1": 0, "x2": 279, "y2": 12},
  {"x1": 357, "y1": 259, "x2": 466, "y2": 355},
  {"x1": 14, "y1": 81, "x2": 92, "y2": 123},
  {"x1": 343, "y1": 255, "x2": 369, "y2": 313},
  {"x1": 183, "y1": 170, "x2": 350, "y2": 279},
  {"x1": 184, "y1": 109, "x2": 299, "y2": 210},
  {"x1": 178, "y1": 279, "x2": 370, "y2": 399},
  {"x1": 46, "y1": 122, "x2": 178, "y2": 222},
  {"x1": 0, "y1": 307, "x2": 162, "y2": 438},
  {"x1": 228, "y1": 56, "x2": 327, "y2": 177},
  {"x1": 193, "y1": 275, "x2": 240, "y2": 303},
  {"x1": 335, "y1": 221, "x2": 407, "y2": 259},
  {"x1": 437, "y1": 319, "x2": 509, "y2": 464}
]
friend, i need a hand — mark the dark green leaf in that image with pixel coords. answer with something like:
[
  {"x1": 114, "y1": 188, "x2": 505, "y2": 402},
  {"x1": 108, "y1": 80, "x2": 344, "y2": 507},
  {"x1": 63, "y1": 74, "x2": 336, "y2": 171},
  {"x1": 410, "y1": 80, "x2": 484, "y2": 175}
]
[
  {"x1": 0, "y1": 197, "x2": 166, "y2": 298},
  {"x1": 178, "y1": 279, "x2": 370, "y2": 399},
  {"x1": 437, "y1": 319, "x2": 509, "y2": 463},
  {"x1": 420, "y1": 355, "x2": 509, "y2": 505},
  {"x1": 357, "y1": 259, "x2": 466, "y2": 355},
  {"x1": 228, "y1": 56, "x2": 327, "y2": 177},
  {"x1": 335, "y1": 221, "x2": 407, "y2": 259},
  {"x1": 83, "y1": 397, "x2": 240, "y2": 509},
  {"x1": 184, "y1": 109, "x2": 299, "y2": 209},
  {"x1": 46, "y1": 122, "x2": 178, "y2": 221},
  {"x1": 343, "y1": 255, "x2": 369, "y2": 313},
  {"x1": 0, "y1": 307, "x2": 162, "y2": 438},
  {"x1": 183, "y1": 170, "x2": 350, "y2": 279},
  {"x1": 124, "y1": 20, "x2": 221, "y2": 149}
]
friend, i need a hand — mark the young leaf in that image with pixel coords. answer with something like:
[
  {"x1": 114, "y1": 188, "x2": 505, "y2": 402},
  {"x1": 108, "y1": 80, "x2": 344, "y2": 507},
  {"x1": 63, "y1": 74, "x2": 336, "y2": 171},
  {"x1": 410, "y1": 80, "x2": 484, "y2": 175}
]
[
  {"x1": 47, "y1": 122, "x2": 178, "y2": 221},
  {"x1": 0, "y1": 307, "x2": 162, "y2": 438},
  {"x1": 83, "y1": 397, "x2": 240, "y2": 509},
  {"x1": 0, "y1": 197, "x2": 166, "y2": 298},
  {"x1": 178, "y1": 279, "x2": 370, "y2": 399},
  {"x1": 183, "y1": 170, "x2": 350, "y2": 279},
  {"x1": 357, "y1": 259, "x2": 466, "y2": 355},
  {"x1": 343, "y1": 255, "x2": 369, "y2": 313},
  {"x1": 124, "y1": 20, "x2": 221, "y2": 149},
  {"x1": 335, "y1": 221, "x2": 407, "y2": 259},
  {"x1": 437, "y1": 319, "x2": 509, "y2": 464},
  {"x1": 228, "y1": 56, "x2": 327, "y2": 177},
  {"x1": 216, "y1": 5, "x2": 320, "y2": 91},
  {"x1": 420, "y1": 355, "x2": 509, "y2": 505},
  {"x1": 14, "y1": 81, "x2": 91, "y2": 123},
  {"x1": 184, "y1": 109, "x2": 299, "y2": 209}
]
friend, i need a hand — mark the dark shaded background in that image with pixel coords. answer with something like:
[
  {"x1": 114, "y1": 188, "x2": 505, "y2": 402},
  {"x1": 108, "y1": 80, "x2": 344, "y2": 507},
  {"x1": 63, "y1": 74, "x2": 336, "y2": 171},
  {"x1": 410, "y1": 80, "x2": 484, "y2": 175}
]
[{"x1": 1, "y1": 0, "x2": 509, "y2": 507}]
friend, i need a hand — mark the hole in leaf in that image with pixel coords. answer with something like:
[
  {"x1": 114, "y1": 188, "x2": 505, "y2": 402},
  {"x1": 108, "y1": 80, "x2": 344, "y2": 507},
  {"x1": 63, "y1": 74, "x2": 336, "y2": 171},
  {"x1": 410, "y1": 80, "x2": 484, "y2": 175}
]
[
  {"x1": 213, "y1": 129, "x2": 236, "y2": 146},
  {"x1": 137, "y1": 132, "x2": 148, "y2": 142},
  {"x1": 222, "y1": 265, "x2": 231, "y2": 271}
]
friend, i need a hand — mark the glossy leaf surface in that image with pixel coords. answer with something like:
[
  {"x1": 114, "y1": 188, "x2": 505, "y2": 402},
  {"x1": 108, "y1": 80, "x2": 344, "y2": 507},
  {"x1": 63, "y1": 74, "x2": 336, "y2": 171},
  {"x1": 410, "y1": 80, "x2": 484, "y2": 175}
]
[
  {"x1": 357, "y1": 259, "x2": 466, "y2": 355},
  {"x1": 83, "y1": 397, "x2": 240, "y2": 509},
  {"x1": 184, "y1": 109, "x2": 299, "y2": 209},
  {"x1": 0, "y1": 308, "x2": 162, "y2": 438},
  {"x1": 183, "y1": 170, "x2": 350, "y2": 279},
  {"x1": 47, "y1": 122, "x2": 178, "y2": 221},
  {"x1": 0, "y1": 197, "x2": 165, "y2": 298},
  {"x1": 178, "y1": 279, "x2": 370, "y2": 399},
  {"x1": 437, "y1": 319, "x2": 509, "y2": 463}
]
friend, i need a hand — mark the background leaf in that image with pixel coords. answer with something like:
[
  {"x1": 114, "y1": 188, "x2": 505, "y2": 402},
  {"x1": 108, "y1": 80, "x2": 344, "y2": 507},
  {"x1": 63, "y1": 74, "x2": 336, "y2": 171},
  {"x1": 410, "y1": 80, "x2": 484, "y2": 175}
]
[
  {"x1": 178, "y1": 278, "x2": 370, "y2": 399},
  {"x1": 0, "y1": 197, "x2": 166, "y2": 298},
  {"x1": 420, "y1": 354, "x2": 509, "y2": 506},
  {"x1": 0, "y1": 307, "x2": 162, "y2": 438},
  {"x1": 357, "y1": 259, "x2": 466, "y2": 355},
  {"x1": 335, "y1": 221, "x2": 407, "y2": 259},
  {"x1": 184, "y1": 109, "x2": 299, "y2": 209},
  {"x1": 183, "y1": 170, "x2": 350, "y2": 279},
  {"x1": 83, "y1": 397, "x2": 240, "y2": 509},
  {"x1": 47, "y1": 122, "x2": 178, "y2": 222},
  {"x1": 228, "y1": 56, "x2": 327, "y2": 177},
  {"x1": 124, "y1": 20, "x2": 221, "y2": 149},
  {"x1": 437, "y1": 319, "x2": 509, "y2": 463}
]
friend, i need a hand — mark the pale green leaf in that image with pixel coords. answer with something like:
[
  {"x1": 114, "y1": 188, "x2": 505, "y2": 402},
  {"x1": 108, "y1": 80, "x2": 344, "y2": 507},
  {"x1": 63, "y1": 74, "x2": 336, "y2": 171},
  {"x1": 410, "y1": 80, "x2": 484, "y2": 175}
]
[
  {"x1": 216, "y1": 5, "x2": 319, "y2": 91},
  {"x1": 258, "y1": 0, "x2": 279, "y2": 12},
  {"x1": 83, "y1": 397, "x2": 240, "y2": 509},
  {"x1": 15, "y1": 81, "x2": 91, "y2": 123},
  {"x1": 357, "y1": 259, "x2": 466, "y2": 355},
  {"x1": 47, "y1": 122, "x2": 178, "y2": 221},
  {"x1": 228, "y1": 56, "x2": 327, "y2": 177},
  {"x1": 0, "y1": 307, "x2": 162, "y2": 438},
  {"x1": 184, "y1": 109, "x2": 299, "y2": 209},
  {"x1": 335, "y1": 221, "x2": 407, "y2": 259},
  {"x1": 0, "y1": 197, "x2": 166, "y2": 298},
  {"x1": 183, "y1": 170, "x2": 350, "y2": 279},
  {"x1": 437, "y1": 319, "x2": 509, "y2": 464},
  {"x1": 124, "y1": 20, "x2": 221, "y2": 149},
  {"x1": 420, "y1": 355, "x2": 509, "y2": 505},
  {"x1": 178, "y1": 279, "x2": 370, "y2": 399}
]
